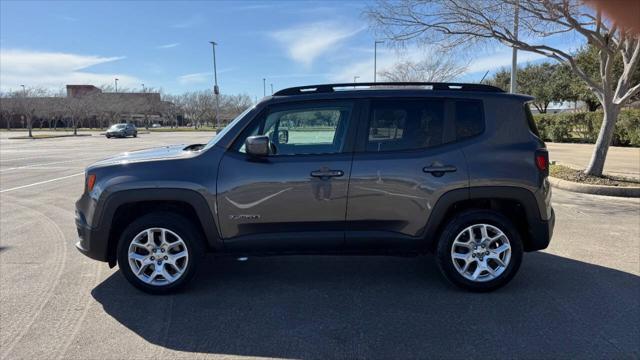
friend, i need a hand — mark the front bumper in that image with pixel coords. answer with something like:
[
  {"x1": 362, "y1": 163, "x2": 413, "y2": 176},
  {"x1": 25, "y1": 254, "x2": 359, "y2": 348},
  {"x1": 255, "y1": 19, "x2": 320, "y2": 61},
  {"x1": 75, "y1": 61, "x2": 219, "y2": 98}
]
[{"x1": 75, "y1": 207, "x2": 109, "y2": 262}]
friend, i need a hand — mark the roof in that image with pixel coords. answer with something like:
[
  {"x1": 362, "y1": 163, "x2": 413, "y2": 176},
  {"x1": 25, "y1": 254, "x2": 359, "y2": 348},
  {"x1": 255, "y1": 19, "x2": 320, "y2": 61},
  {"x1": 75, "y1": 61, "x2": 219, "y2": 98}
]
[{"x1": 273, "y1": 82, "x2": 504, "y2": 96}]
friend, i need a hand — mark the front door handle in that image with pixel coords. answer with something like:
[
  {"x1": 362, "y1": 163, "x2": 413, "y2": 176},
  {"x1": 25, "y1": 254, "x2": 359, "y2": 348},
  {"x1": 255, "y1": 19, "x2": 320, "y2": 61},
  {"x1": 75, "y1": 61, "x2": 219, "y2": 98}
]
[
  {"x1": 423, "y1": 165, "x2": 457, "y2": 177},
  {"x1": 310, "y1": 169, "x2": 344, "y2": 178}
]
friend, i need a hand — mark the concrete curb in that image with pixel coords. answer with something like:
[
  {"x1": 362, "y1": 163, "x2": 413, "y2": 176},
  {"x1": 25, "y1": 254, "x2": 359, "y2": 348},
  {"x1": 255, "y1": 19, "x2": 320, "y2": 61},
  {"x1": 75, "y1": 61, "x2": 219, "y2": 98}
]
[{"x1": 549, "y1": 176, "x2": 640, "y2": 198}]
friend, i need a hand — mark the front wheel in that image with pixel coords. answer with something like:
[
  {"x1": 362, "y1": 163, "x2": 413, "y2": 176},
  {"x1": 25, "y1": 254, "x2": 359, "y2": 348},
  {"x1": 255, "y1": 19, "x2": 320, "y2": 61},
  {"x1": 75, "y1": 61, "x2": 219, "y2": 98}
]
[
  {"x1": 117, "y1": 212, "x2": 203, "y2": 294},
  {"x1": 133, "y1": 132, "x2": 137, "y2": 137},
  {"x1": 436, "y1": 210, "x2": 523, "y2": 292}
]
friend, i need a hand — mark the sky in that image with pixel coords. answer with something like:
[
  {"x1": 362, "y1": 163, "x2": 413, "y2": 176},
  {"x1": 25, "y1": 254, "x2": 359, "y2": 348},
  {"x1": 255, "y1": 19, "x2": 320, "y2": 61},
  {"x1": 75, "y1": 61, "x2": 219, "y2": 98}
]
[{"x1": 0, "y1": 0, "x2": 585, "y2": 100}]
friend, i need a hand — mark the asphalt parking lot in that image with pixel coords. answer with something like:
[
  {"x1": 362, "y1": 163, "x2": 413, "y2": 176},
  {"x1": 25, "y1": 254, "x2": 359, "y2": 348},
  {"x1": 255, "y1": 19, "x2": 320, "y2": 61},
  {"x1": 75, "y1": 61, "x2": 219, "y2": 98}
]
[{"x1": 0, "y1": 131, "x2": 638, "y2": 359}]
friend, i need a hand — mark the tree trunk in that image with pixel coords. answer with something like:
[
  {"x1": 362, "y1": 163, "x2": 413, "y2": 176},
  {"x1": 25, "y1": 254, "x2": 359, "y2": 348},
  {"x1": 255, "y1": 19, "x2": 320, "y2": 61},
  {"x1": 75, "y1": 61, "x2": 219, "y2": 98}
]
[
  {"x1": 584, "y1": 101, "x2": 620, "y2": 176},
  {"x1": 27, "y1": 116, "x2": 32, "y2": 138}
]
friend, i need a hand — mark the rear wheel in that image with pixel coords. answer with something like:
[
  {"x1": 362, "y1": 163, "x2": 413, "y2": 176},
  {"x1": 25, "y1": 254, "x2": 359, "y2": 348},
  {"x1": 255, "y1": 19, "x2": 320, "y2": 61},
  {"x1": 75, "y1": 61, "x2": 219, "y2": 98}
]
[
  {"x1": 117, "y1": 212, "x2": 203, "y2": 294},
  {"x1": 436, "y1": 210, "x2": 523, "y2": 292}
]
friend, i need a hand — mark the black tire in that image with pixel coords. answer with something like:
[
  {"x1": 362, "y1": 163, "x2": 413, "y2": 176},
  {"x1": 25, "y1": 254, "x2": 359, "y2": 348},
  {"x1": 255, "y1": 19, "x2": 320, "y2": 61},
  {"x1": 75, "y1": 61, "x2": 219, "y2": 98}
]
[
  {"x1": 117, "y1": 212, "x2": 204, "y2": 294},
  {"x1": 106, "y1": 134, "x2": 111, "y2": 138},
  {"x1": 436, "y1": 209, "x2": 523, "y2": 292},
  {"x1": 133, "y1": 132, "x2": 137, "y2": 138}
]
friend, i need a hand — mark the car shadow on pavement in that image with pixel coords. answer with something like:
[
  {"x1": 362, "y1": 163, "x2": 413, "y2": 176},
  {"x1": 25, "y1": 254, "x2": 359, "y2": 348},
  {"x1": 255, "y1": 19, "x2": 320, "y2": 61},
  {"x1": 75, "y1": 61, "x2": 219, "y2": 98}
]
[{"x1": 92, "y1": 253, "x2": 639, "y2": 358}]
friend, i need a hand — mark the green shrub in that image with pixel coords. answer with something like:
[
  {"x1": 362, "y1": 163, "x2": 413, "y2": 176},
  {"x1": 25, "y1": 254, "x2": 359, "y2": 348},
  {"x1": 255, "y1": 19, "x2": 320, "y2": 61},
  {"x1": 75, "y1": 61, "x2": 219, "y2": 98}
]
[
  {"x1": 616, "y1": 109, "x2": 640, "y2": 146},
  {"x1": 533, "y1": 109, "x2": 640, "y2": 147},
  {"x1": 534, "y1": 113, "x2": 572, "y2": 142}
]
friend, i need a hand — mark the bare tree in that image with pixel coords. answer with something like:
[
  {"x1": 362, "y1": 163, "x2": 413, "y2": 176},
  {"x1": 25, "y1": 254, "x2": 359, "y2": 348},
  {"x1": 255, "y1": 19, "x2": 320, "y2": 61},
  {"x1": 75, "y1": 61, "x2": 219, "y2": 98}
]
[
  {"x1": 368, "y1": 0, "x2": 640, "y2": 176},
  {"x1": 161, "y1": 93, "x2": 185, "y2": 128},
  {"x1": 0, "y1": 94, "x2": 12, "y2": 130},
  {"x1": 379, "y1": 56, "x2": 467, "y2": 82},
  {"x1": 4, "y1": 88, "x2": 50, "y2": 137},
  {"x1": 219, "y1": 94, "x2": 253, "y2": 126},
  {"x1": 65, "y1": 95, "x2": 97, "y2": 135}
]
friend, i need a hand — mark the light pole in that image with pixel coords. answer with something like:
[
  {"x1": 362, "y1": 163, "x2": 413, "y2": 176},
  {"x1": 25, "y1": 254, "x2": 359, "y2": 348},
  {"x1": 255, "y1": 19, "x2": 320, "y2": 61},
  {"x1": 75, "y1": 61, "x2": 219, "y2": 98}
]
[
  {"x1": 374, "y1": 40, "x2": 384, "y2": 83},
  {"x1": 114, "y1": 78, "x2": 119, "y2": 92},
  {"x1": 263, "y1": 78, "x2": 266, "y2": 97},
  {"x1": 270, "y1": 83, "x2": 274, "y2": 95},
  {"x1": 209, "y1": 41, "x2": 220, "y2": 129},
  {"x1": 20, "y1": 84, "x2": 25, "y2": 95},
  {"x1": 141, "y1": 83, "x2": 145, "y2": 92},
  {"x1": 510, "y1": 1, "x2": 519, "y2": 93}
]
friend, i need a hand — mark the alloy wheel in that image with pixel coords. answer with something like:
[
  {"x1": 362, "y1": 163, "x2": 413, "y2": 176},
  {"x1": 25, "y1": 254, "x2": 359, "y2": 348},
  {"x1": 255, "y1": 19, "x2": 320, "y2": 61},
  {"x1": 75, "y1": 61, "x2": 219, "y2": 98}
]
[
  {"x1": 127, "y1": 227, "x2": 189, "y2": 286},
  {"x1": 450, "y1": 223, "x2": 512, "y2": 282}
]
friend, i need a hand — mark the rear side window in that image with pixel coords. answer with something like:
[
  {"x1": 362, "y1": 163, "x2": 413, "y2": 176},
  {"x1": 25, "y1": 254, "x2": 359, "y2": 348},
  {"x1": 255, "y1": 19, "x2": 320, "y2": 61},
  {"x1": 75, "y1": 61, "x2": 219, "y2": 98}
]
[
  {"x1": 524, "y1": 104, "x2": 541, "y2": 137},
  {"x1": 454, "y1": 100, "x2": 484, "y2": 140},
  {"x1": 366, "y1": 99, "x2": 445, "y2": 152}
]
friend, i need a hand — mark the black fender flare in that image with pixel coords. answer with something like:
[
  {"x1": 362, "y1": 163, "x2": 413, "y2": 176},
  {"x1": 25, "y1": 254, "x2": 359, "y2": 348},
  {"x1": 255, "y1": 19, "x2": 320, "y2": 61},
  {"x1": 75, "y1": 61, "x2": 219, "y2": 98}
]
[
  {"x1": 422, "y1": 186, "x2": 551, "y2": 252},
  {"x1": 98, "y1": 188, "x2": 222, "y2": 261}
]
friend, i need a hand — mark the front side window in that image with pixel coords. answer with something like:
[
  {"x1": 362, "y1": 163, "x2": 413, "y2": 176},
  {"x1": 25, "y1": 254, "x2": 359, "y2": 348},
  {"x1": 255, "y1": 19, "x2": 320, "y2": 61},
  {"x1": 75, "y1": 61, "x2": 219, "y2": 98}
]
[
  {"x1": 366, "y1": 99, "x2": 445, "y2": 152},
  {"x1": 236, "y1": 102, "x2": 353, "y2": 156}
]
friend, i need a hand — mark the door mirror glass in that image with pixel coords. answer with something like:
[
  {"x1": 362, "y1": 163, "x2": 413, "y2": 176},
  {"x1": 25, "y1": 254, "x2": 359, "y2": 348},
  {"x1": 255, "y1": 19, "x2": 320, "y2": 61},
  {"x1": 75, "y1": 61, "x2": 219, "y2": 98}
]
[
  {"x1": 277, "y1": 129, "x2": 289, "y2": 144},
  {"x1": 245, "y1": 135, "x2": 270, "y2": 157}
]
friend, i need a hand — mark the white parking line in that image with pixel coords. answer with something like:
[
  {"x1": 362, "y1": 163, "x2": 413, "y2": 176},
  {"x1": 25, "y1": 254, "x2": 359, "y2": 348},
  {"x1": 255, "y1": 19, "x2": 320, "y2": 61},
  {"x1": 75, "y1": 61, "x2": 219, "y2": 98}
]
[
  {"x1": 0, "y1": 172, "x2": 84, "y2": 193},
  {"x1": 0, "y1": 158, "x2": 97, "y2": 172},
  {"x1": 2, "y1": 166, "x2": 86, "y2": 170}
]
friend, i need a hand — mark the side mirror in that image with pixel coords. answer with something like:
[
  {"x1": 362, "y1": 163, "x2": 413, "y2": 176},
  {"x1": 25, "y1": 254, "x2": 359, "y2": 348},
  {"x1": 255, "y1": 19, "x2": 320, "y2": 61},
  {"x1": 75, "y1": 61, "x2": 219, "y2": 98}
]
[
  {"x1": 277, "y1": 129, "x2": 289, "y2": 144},
  {"x1": 245, "y1": 135, "x2": 270, "y2": 157}
]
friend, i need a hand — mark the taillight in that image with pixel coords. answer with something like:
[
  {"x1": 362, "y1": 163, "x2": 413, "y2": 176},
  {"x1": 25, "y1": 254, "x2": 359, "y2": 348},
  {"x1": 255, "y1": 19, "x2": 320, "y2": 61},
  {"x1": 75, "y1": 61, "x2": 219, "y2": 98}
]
[
  {"x1": 535, "y1": 149, "x2": 549, "y2": 175},
  {"x1": 86, "y1": 174, "x2": 96, "y2": 192}
]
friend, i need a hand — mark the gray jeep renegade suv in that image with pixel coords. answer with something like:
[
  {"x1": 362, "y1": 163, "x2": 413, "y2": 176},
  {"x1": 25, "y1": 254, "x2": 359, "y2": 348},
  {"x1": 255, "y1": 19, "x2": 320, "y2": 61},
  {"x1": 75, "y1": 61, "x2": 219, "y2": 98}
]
[{"x1": 75, "y1": 82, "x2": 554, "y2": 294}]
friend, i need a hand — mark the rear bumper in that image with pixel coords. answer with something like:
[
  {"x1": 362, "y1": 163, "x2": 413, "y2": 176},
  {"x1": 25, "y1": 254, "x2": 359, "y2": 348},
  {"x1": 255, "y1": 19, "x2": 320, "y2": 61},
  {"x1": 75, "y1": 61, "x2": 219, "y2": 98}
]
[
  {"x1": 525, "y1": 207, "x2": 555, "y2": 252},
  {"x1": 75, "y1": 208, "x2": 109, "y2": 262}
]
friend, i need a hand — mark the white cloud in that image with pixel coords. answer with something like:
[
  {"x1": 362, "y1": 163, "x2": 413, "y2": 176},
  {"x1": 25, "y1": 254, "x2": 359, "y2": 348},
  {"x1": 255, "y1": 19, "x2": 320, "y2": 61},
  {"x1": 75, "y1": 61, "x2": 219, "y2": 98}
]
[
  {"x1": 157, "y1": 43, "x2": 180, "y2": 49},
  {"x1": 465, "y1": 49, "x2": 546, "y2": 74},
  {"x1": 177, "y1": 68, "x2": 235, "y2": 85},
  {"x1": 328, "y1": 46, "x2": 430, "y2": 82},
  {"x1": 329, "y1": 45, "x2": 553, "y2": 83},
  {"x1": 0, "y1": 49, "x2": 141, "y2": 91},
  {"x1": 270, "y1": 22, "x2": 363, "y2": 66},
  {"x1": 177, "y1": 72, "x2": 211, "y2": 85}
]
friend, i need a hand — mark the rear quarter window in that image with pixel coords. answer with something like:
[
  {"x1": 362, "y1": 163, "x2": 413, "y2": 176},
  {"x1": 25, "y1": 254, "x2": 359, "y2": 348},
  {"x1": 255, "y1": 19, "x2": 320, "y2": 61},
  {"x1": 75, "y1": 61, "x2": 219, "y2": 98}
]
[
  {"x1": 454, "y1": 100, "x2": 484, "y2": 140},
  {"x1": 524, "y1": 104, "x2": 541, "y2": 137}
]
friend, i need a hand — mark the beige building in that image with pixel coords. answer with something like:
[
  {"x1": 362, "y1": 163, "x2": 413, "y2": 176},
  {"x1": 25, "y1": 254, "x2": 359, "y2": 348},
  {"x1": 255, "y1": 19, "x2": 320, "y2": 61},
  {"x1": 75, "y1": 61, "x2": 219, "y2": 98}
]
[{"x1": 0, "y1": 85, "x2": 174, "y2": 129}]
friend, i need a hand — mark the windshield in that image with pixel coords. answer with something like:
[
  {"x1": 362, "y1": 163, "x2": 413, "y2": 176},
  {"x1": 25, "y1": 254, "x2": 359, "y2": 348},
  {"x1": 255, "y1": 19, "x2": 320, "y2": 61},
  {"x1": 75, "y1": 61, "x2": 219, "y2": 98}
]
[
  {"x1": 203, "y1": 106, "x2": 255, "y2": 150},
  {"x1": 109, "y1": 124, "x2": 126, "y2": 130}
]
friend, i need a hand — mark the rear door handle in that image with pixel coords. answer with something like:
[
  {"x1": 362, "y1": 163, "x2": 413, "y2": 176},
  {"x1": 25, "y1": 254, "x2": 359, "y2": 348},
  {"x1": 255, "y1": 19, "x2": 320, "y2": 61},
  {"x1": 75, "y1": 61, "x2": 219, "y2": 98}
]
[
  {"x1": 310, "y1": 169, "x2": 344, "y2": 178},
  {"x1": 423, "y1": 165, "x2": 457, "y2": 177}
]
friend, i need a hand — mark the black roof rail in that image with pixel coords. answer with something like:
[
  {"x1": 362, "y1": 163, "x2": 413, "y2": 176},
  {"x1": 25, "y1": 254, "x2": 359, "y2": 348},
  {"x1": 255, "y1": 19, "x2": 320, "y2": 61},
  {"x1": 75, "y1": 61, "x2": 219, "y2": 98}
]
[{"x1": 273, "y1": 82, "x2": 504, "y2": 96}]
